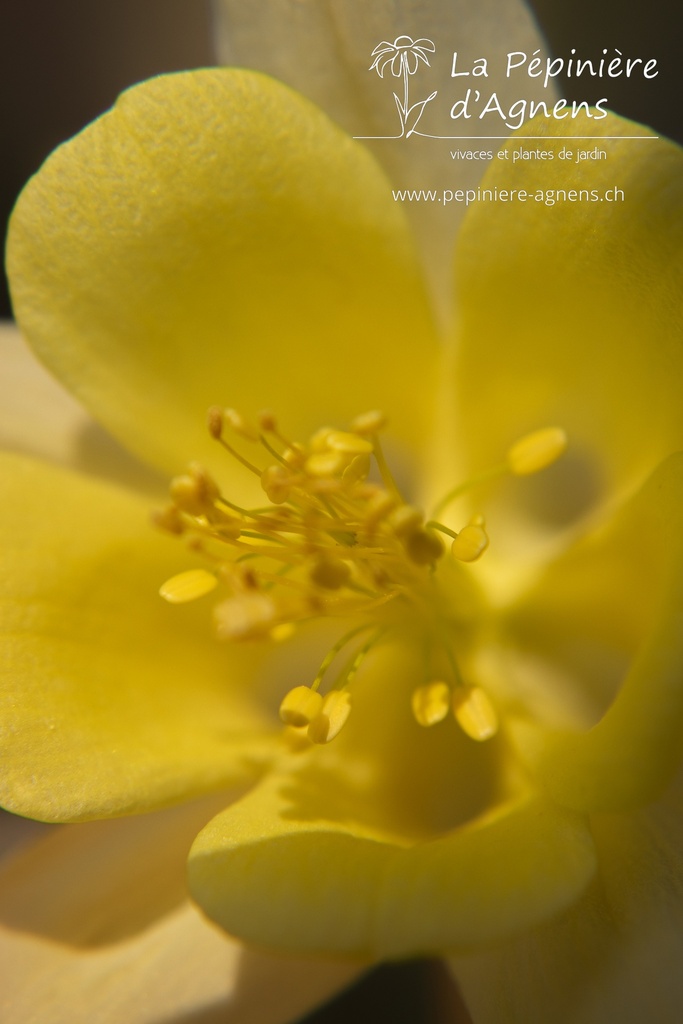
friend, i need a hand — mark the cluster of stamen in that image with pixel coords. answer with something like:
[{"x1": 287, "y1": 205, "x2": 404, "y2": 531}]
[{"x1": 154, "y1": 408, "x2": 566, "y2": 747}]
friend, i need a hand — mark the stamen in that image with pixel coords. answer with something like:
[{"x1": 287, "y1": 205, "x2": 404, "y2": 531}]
[
  {"x1": 403, "y1": 528, "x2": 443, "y2": 566},
  {"x1": 507, "y1": 427, "x2": 567, "y2": 476},
  {"x1": 371, "y1": 433, "x2": 403, "y2": 500},
  {"x1": 350, "y1": 410, "x2": 387, "y2": 435},
  {"x1": 452, "y1": 686, "x2": 498, "y2": 742},
  {"x1": 261, "y1": 464, "x2": 291, "y2": 504},
  {"x1": 311, "y1": 625, "x2": 375, "y2": 692},
  {"x1": 157, "y1": 407, "x2": 550, "y2": 748},
  {"x1": 279, "y1": 685, "x2": 324, "y2": 727},
  {"x1": 213, "y1": 592, "x2": 278, "y2": 640},
  {"x1": 411, "y1": 681, "x2": 451, "y2": 726},
  {"x1": 152, "y1": 504, "x2": 185, "y2": 535},
  {"x1": 170, "y1": 464, "x2": 220, "y2": 517},
  {"x1": 309, "y1": 556, "x2": 351, "y2": 590},
  {"x1": 326, "y1": 430, "x2": 373, "y2": 455},
  {"x1": 224, "y1": 407, "x2": 259, "y2": 441},
  {"x1": 451, "y1": 523, "x2": 489, "y2": 563},
  {"x1": 308, "y1": 690, "x2": 352, "y2": 744},
  {"x1": 338, "y1": 628, "x2": 386, "y2": 690},
  {"x1": 432, "y1": 425, "x2": 567, "y2": 517},
  {"x1": 159, "y1": 569, "x2": 218, "y2": 604},
  {"x1": 342, "y1": 453, "x2": 371, "y2": 485},
  {"x1": 207, "y1": 406, "x2": 224, "y2": 440}
]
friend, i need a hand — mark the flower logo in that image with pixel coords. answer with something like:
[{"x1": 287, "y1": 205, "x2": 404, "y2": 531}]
[
  {"x1": 369, "y1": 36, "x2": 437, "y2": 137},
  {"x1": 369, "y1": 35, "x2": 436, "y2": 77}
]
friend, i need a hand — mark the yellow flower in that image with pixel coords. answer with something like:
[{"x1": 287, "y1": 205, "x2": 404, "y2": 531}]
[{"x1": 1, "y1": 63, "x2": 683, "y2": 1024}]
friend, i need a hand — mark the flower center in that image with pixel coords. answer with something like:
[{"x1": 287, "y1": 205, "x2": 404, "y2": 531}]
[{"x1": 155, "y1": 409, "x2": 566, "y2": 747}]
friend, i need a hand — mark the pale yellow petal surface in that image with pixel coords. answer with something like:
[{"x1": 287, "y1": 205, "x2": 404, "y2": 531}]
[
  {"x1": 513, "y1": 454, "x2": 683, "y2": 811},
  {"x1": 451, "y1": 768, "x2": 683, "y2": 1024},
  {"x1": 215, "y1": 0, "x2": 554, "y2": 317},
  {"x1": 8, "y1": 69, "x2": 437, "y2": 482},
  {"x1": 0, "y1": 802, "x2": 361, "y2": 1024},
  {"x1": 189, "y1": 640, "x2": 595, "y2": 956},
  {"x1": 0, "y1": 454, "x2": 277, "y2": 821},
  {"x1": 453, "y1": 113, "x2": 683, "y2": 529},
  {"x1": 189, "y1": 771, "x2": 595, "y2": 958}
]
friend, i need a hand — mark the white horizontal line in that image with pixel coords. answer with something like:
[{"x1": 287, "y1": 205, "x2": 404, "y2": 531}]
[{"x1": 354, "y1": 135, "x2": 659, "y2": 140}]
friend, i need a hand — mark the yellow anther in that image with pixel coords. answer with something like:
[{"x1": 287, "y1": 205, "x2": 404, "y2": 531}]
[
  {"x1": 279, "y1": 685, "x2": 324, "y2": 727},
  {"x1": 309, "y1": 556, "x2": 351, "y2": 591},
  {"x1": 342, "y1": 453, "x2": 371, "y2": 485},
  {"x1": 224, "y1": 407, "x2": 258, "y2": 441},
  {"x1": 261, "y1": 464, "x2": 291, "y2": 504},
  {"x1": 308, "y1": 690, "x2": 352, "y2": 744},
  {"x1": 411, "y1": 681, "x2": 451, "y2": 727},
  {"x1": 364, "y1": 491, "x2": 397, "y2": 531},
  {"x1": 507, "y1": 427, "x2": 567, "y2": 476},
  {"x1": 159, "y1": 569, "x2": 218, "y2": 604},
  {"x1": 451, "y1": 524, "x2": 489, "y2": 563},
  {"x1": 258, "y1": 410, "x2": 278, "y2": 432},
  {"x1": 213, "y1": 592, "x2": 277, "y2": 640},
  {"x1": 151, "y1": 504, "x2": 185, "y2": 535},
  {"x1": 452, "y1": 686, "x2": 498, "y2": 742},
  {"x1": 350, "y1": 410, "x2": 387, "y2": 435},
  {"x1": 283, "y1": 445, "x2": 306, "y2": 469},
  {"x1": 305, "y1": 451, "x2": 348, "y2": 477},
  {"x1": 168, "y1": 473, "x2": 205, "y2": 516},
  {"x1": 207, "y1": 406, "x2": 224, "y2": 440},
  {"x1": 309, "y1": 427, "x2": 335, "y2": 453},
  {"x1": 404, "y1": 527, "x2": 444, "y2": 565},
  {"x1": 389, "y1": 504, "x2": 424, "y2": 538},
  {"x1": 270, "y1": 622, "x2": 296, "y2": 642},
  {"x1": 212, "y1": 513, "x2": 243, "y2": 539},
  {"x1": 326, "y1": 430, "x2": 373, "y2": 455}
]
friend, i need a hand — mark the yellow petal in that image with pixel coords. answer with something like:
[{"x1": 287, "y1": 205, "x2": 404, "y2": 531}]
[
  {"x1": 214, "y1": 0, "x2": 556, "y2": 315},
  {"x1": 0, "y1": 454, "x2": 276, "y2": 821},
  {"x1": 8, "y1": 69, "x2": 437, "y2": 482},
  {"x1": 452, "y1": 771, "x2": 683, "y2": 1023},
  {"x1": 190, "y1": 634, "x2": 593, "y2": 955},
  {"x1": 512, "y1": 453, "x2": 683, "y2": 811},
  {"x1": 374, "y1": 793, "x2": 595, "y2": 957},
  {"x1": 0, "y1": 801, "x2": 362, "y2": 1024},
  {"x1": 453, "y1": 112, "x2": 683, "y2": 529},
  {"x1": 189, "y1": 772, "x2": 595, "y2": 957}
]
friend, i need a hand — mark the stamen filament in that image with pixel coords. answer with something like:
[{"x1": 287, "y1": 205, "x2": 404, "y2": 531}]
[
  {"x1": 335, "y1": 627, "x2": 386, "y2": 689},
  {"x1": 217, "y1": 436, "x2": 265, "y2": 476},
  {"x1": 372, "y1": 434, "x2": 403, "y2": 501},
  {"x1": 259, "y1": 433, "x2": 290, "y2": 468},
  {"x1": 431, "y1": 464, "x2": 507, "y2": 519},
  {"x1": 311, "y1": 624, "x2": 375, "y2": 691},
  {"x1": 425, "y1": 520, "x2": 459, "y2": 541}
]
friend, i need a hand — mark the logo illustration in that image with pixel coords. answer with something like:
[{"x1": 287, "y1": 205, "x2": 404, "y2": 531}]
[{"x1": 369, "y1": 36, "x2": 437, "y2": 137}]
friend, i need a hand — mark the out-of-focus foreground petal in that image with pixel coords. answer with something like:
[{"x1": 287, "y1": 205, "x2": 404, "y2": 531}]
[
  {"x1": 7, "y1": 69, "x2": 437, "y2": 483},
  {"x1": 0, "y1": 323, "x2": 89, "y2": 467},
  {"x1": 450, "y1": 767, "x2": 683, "y2": 1024},
  {"x1": 0, "y1": 453, "x2": 277, "y2": 822},
  {"x1": 453, "y1": 113, "x2": 683, "y2": 533},
  {"x1": 0, "y1": 799, "x2": 362, "y2": 1024},
  {"x1": 516, "y1": 453, "x2": 683, "y2": 812},
  {"x1": 0, "y1": 323, "x2": 163, "y2": 494},
  {"x1": 214, "y1": 0, "x2": 554, "y2": 315}
]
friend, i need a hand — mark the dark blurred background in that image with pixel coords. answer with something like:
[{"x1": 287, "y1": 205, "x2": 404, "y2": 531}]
[{"x1": 0, "y1": 0, "x2": 681, "y2": 320}]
